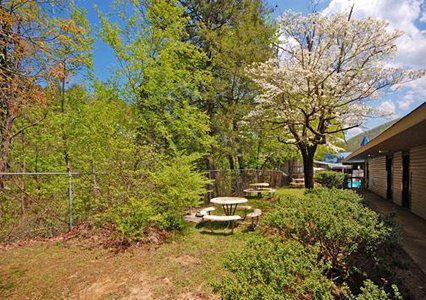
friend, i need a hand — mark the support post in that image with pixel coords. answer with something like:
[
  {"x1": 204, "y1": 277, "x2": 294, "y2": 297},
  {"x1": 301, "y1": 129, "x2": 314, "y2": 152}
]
[{"x1": 68, "y1": 170, "x2": 73, "y2": 230}]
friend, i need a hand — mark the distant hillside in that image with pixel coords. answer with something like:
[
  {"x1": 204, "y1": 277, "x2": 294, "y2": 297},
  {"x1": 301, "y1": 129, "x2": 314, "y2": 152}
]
[{"x1": 346, "y1": 119, "x2": 399, "y2": 151}]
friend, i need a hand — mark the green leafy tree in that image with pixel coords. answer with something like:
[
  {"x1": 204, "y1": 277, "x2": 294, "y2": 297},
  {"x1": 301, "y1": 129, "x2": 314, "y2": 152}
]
[
  {"x1": 181, "y1": 0, "x2": 277, "y2": 170},
  {"x1": 99, "y1": 0, "x2": 212, "y2": 156},
  {"x1": 49, "y1": 4, "x2": 93, "y2": 173}
]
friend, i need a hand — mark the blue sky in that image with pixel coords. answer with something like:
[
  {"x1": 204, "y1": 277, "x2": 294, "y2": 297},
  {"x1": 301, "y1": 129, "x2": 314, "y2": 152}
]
[{"x1": 76, "y1": 0, "x2": 426, "y2": 137}]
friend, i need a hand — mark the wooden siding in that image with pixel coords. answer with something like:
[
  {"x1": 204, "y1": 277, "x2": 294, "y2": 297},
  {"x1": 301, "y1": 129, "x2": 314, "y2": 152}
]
[
  {"x1": 410, "y1": 145, "x2": 426, "y2": 220},
  {"x1": 392, "y1": 152, "x2": 402, "y2": 206},
  {"x1": 368, "y1": 156, "x2": 387, "y2": 199}
]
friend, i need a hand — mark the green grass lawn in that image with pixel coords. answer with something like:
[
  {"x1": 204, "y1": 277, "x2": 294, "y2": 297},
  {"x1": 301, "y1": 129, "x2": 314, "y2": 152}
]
[{"x1": 0, "y1": 189, "x2": 301, "y2": 299}]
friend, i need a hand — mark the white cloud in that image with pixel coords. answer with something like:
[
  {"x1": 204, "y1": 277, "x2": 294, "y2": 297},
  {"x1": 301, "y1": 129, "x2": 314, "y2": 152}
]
[
  {"x1": 421, "y1": 11, "x2": 426, "y2": 23},
  {"x1": 399, "y1": 91, "x2": 415, "y2": 110},
  {"x1": 403, "y1": 77, "x2": 426, "y2": 97},
  {"x1": 378, "y1": 100, "x2": 396, "y2": 116},
  {"x1": 323, "y1": 0, "x2": 426, "y2": 115},
  {"x1": 346, "y1": 127, "x2": 364, "y2": 138},
  {"x1": 324, "y1": 0, "x2": 426, "y2": 69}
]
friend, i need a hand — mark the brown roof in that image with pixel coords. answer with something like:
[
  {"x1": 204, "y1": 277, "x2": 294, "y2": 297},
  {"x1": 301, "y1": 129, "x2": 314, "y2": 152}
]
[{"x1": 345, "y1": 102, "x2": 426, "y2": 161}]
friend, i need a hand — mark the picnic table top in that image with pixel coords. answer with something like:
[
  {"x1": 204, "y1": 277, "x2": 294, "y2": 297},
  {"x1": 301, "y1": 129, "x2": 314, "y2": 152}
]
[
  {"x1": 203, "y1": 215, "x2": 242, "y2": 221},
  {"x1": 244, "y1": 188, "x2": 276, "y2": 192},
  {"x1": 210, "y1": 197, "x2": 248, "y2": 205},
  {"x1": 249, "y1": 182, "x2": 269, "y2": 187}
]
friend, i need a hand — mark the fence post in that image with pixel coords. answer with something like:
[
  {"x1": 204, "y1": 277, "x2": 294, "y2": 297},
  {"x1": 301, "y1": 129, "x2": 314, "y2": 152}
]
[{"x1": 68, "y1": 170, "x2": 73, "y2": 230}]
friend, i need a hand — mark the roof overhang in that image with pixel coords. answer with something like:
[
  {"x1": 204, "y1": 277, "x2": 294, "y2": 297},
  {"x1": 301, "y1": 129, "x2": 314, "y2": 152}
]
[
  {"x1": 314, "y1": 160, "x2": 353, "y2": 169},
  {"x1": 345, "y1": 102, "x2": 426, "y2": 161}
]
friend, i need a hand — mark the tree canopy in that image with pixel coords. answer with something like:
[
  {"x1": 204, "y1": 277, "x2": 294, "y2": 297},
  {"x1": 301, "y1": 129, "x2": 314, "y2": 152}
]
[
  {"x1": 247, "y1": 10, "x2": 425, "y2": 187},
  {"x1": 1, "y1": 0, "x2": 424, "y2": 236}
]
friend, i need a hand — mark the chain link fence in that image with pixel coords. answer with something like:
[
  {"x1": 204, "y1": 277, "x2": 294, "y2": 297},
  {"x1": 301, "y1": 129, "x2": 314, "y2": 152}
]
[
  {"x1": 0, "y1": 172, "x2": 89, "y2": 242},
  {"x1": 205, "y1": 169, "x2": 288, "y2": 201},
  {"x1": 0, "y1": 169, "x2": 288, "y2": 242}
]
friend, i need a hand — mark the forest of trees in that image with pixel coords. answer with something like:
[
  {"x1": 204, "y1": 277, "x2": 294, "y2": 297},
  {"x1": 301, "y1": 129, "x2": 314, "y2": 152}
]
[
  {"x1": 0, "y1": 0, "x2": 296, "y2": 241},
  {"x1": 1, "y1": 0, "x2": 422, "y2": 241}
]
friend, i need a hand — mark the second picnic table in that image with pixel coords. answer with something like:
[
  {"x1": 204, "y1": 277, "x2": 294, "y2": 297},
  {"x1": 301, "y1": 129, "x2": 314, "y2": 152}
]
[
  {"x1": 249, "y1": 182, "x2": 270, "y2": 188},
  {"x1": 210, "y1": 197, "x2": 248, "y2": 216}
]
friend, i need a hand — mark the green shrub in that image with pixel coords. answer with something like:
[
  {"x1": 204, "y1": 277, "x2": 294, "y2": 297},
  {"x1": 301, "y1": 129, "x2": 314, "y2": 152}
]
[
  {"x1": 147, "y1": 155, "x2": 209, "y2": 222},
  {"x1": 350, "y1": 280, "x2": 402, "y2": 300},
  {"x1": 314, "y1": 170, "x2": 346, "y2": 188},
  {"x1": 108, "y1": 197, "x2": 155, "y2": 241},
  {"x1": 213, "y1": 237, "x2": 335, "y2": 299},
  {"x1": 266, "y1": 188, "x2": 397, "y2": 276},
  {"x1": 100, "y1": 154, "x2": 209, "y2": 242}
]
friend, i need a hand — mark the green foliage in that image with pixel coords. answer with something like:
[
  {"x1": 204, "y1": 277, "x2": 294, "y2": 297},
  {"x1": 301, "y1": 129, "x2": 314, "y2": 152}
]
[
  {"x1": 108, "y1": 197, "x2": 155, "y2": 242},
  {"x1": 214, "y1": 189, "x2": 402, "y2": 299},
  {"x1": 213, "y1": 237, "x2": 335, "y2": 300},
  {"x1": 99, "y1": 0, "x2": 212, "y2": 155},
  {"x1": 182, "y1": 0, "x2": 280, "y2": 169},
  {"x1": 351, "y1": 280, "x2": 402, "y2": 300},
  {"x1": 148, "y1": 155, "x2": 208, "y2": 217},
  {"x1": 266, "y1": 188, "x2": 397, "y2": 275},
  {"x1": 314, "y1": 170, "x2": 346, "y2": 188},
  {"x1": 102, "y1": 154, "x2": 208, "y2": 241},
  {"x1": 3, "y1": 83, "x2": 209, "y2": 242}
]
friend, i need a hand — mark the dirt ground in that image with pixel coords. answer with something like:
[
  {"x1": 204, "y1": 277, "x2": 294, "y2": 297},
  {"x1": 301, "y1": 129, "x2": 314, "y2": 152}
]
[{"x1": 0, "y1": 226, "x2": 250, "y2": 300}]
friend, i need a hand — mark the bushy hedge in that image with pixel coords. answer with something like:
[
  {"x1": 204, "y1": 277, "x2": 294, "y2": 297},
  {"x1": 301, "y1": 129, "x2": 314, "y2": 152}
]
[
  {"x1": 100, "y1": 155, "x2": 209, "y2": 242},
  {"x1": 314, "y1": 170, "x2": 346, "y2": 188},
  {"x1": 350, "y1": 280, "x2": 402, "y2": 300},
  {"x1": 213, "y1": 237, "x2": 335, "y2": 299},
  {"x1": 265, "y1": 188, "x2": 397, "y2": 276},
  {"x1": 214, "y1": 237, "x2": 401, "y2": 300},
  {"x1": 215, "y1": 188, "x2": 401, "y2": 299}
]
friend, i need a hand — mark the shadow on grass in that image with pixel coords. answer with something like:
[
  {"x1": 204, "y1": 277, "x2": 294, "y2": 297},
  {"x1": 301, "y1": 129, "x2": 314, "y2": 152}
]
[
  {"x1": 196, "y1": 221, "x2": 229, "y2": 230},
  {"x1": 195, "y1": 220, "x2": 258, "y2": 236},
  {"x1": 198, "y1": 230, "x2": 234, "y2": 236}
]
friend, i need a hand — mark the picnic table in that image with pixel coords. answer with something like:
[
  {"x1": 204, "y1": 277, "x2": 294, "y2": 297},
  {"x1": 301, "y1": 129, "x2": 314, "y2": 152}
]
[
  {"x1": 245, "y1": 182, "x2": 275, "y2": 198},
  {"x1": 210, "y1": 197, "x2": 248, "y2": 216},
  {"x1": 249, "y1": 182, "x2": 270, "y2": 188}
]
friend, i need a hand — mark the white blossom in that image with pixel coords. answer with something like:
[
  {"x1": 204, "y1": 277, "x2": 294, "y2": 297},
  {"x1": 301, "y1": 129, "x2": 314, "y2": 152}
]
[{"x1": 247, "y1": 11, "x2": 425, "y2": 149}]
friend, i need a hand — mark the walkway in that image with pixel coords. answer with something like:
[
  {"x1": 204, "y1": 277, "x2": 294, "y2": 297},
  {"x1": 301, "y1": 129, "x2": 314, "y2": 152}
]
[{"x1": 362, "y1": 191, "x2": 426, "y2": 274}]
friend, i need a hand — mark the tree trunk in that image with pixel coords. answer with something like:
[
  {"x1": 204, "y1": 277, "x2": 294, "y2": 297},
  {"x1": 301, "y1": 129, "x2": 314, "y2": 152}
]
[
  {"x1": 60, "y1": 65, "x2": 71, "y2": 175},
  {"x1": 20, "y1": 121, "x2": 26, "y2": 214},
  {"x1": 204, "y1": 154, "x2": 214, "y2": 171},
  {"x1": 301, "y1": 146, "x2": 316, "y2": 189},
  {"x1": 228, "y1": 155, "x2": 235, "y2": 170},
  {"x1": 0, "y1": 113, "x2": 14, "y2": 189},
  {"x1": 237, "y1": 155, "x2": 244, "y2": 170}
]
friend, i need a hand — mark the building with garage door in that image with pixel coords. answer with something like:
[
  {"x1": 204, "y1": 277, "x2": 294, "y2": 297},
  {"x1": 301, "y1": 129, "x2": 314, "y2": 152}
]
[{"x1": 345, "y1": 102, "x2": 426, "y2": 220}]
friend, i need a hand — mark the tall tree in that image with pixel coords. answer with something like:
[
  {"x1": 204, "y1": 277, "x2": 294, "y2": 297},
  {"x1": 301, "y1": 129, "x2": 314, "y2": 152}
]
[
  {"x1": 181, "y1": 0, "x2": 276, "y2": 170},
  {"x1": 49, "y1": 4, "x2": 93, "y2": 173},
  {"x1": 99, "y1": 0, "x2": 212, "y2": 156},
  {"x1": 0, "y1": 0, "x2": 56, "y2": 188},
  {"x1": 247, "y1": 11, "x2": 425, "y2": 188}
]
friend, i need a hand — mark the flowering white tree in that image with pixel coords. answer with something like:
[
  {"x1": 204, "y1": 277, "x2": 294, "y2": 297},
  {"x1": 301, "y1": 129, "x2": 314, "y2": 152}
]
[{"x1": 247, "y1": 10, "x2": 425, "y2": 188}]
